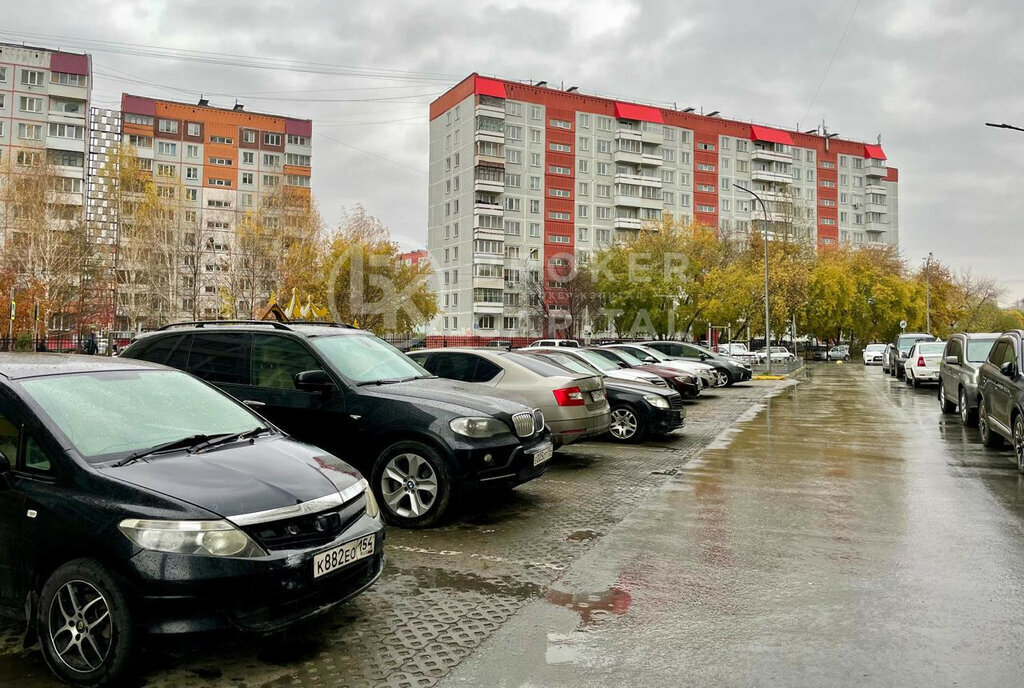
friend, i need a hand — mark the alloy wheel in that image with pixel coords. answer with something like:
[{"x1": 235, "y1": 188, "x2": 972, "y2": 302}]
[
  {"x1": 1015, "y1": 416, "x2": 1024, "y2": 473},
  {"x1": 609, "y1": 408, "x2": 639, "y2": 440},
  {"x1": 380, "y1": 453, "x2": 438, "y2": 518},
  {"x1": 48, "y1": 580, "x2": 113, "y2": 674},
  {"x1": 960, "y1": 390, "x2": 971, "y2": 425}
]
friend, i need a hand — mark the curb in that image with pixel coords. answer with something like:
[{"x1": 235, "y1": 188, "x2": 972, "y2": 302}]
[{"x1": 752, "y1": 364, "x2": 805, "y2": 381}]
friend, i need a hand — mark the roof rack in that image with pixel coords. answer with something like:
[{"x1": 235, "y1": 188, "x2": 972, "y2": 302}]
[
  {"x1": 285, "y1": 321, "x2": 356, "y2": 328},
  {"x1": 155, "y1": 320, "x2": 292, "y2": 331}
]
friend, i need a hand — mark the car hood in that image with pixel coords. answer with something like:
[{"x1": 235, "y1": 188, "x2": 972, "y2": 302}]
[
  {"x1": 605, "y1": 378, "x2": 672, "y2": 396},
  {"x1": 640, "y1": 365, "x2": 698, "y2": 381},
  {"x1": 103, "y1": 437, "x2": 360, "y2": 518},
  {"x1": 361, "y1": 377, "x2": 532, "y2": 416}
]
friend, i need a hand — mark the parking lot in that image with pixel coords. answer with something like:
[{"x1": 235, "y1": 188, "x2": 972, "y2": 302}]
[{"x1": 0, "y1": 377, "x2": 779, "y2": 688}]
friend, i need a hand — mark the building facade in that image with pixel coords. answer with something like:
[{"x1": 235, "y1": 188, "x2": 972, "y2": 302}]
[{"x1": 427, "y1": 74, "x2": 900, "y2": 338}]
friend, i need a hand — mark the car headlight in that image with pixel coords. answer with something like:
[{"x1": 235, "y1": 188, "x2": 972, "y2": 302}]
[
  {"x1": 673, "y1": 375, "x2": 692, "y2": 383},
  {"x1": 449, "y1": 416, "x2": 512, "y2": 438},
  {"x1": 643, "y1": 394, "x2": 670, "y2": 409},
  {"x1": 359, "y1": 478, "x2": 380, "y2": 519},
  {"x1": 118, "y1": 519, "x2": 264, "y2": 557}
]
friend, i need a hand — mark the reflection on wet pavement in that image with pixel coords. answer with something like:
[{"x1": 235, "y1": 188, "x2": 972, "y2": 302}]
[{"x1": 442, "y1": 364, "x2": 1024, "y2": 688}]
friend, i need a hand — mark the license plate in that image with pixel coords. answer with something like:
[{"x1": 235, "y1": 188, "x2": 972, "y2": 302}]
[
  {"x1": 313, "y1": 535, "x2": 375, "y2": 579},
  {"x1": 532, "y1": 445, "x2": 553, "y2": 467},
  {"x1": 591, "y1": 390, "x2": 606, "y2": 402}
]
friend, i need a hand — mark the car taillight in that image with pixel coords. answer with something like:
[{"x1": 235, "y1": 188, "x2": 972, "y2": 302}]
[
  {"x1": 553, "y1": 386, "x2": 585, "y2": 406},
  {"x1": 917, "y1": 356, "x2": 925, "y2": 367}
]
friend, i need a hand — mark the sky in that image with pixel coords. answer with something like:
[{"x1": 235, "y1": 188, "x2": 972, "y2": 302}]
[{"x1": 4, "y1": 0, "x2": 1023, "y2": 303}]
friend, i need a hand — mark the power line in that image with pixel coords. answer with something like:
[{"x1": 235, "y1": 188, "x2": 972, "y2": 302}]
[
  {"x1": 314, "y1": 132, "x2": 427, "y2": 176},
  {"x1": 799, "y1": 0, "x2": 863, "y2": 129}
]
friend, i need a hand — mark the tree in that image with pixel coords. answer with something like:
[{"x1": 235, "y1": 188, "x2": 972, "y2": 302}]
[
  {"x1": 518, "y1": 262, "x2": 603, "y2": 339},
  {"x1": 324, "y1": 206, "x2": 438, "y2": 333}
]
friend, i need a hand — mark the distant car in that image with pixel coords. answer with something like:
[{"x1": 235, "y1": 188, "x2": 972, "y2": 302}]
[
  {"x1": 642, "y1": 340, "x2": 752, "y2": 385},
  {"x1": 976, "y1": 330, "x2": 1024, "y2": 471},
  {"x1": 516, "y1": 350, "x2": 684, "y2": 443},
  {"x1": 602, "y1": 344, "x2": 725, "y2": 388},
  {"x1": 585, "y1": 347, "x2": 702, "y2": 398},
  {"x1": 526, "y1": 346, "x2": 670, "y2": 388},
  {"x1": 754, "y1": 346, "x2": 795, "y2": 364},
  {"x1": 903, "y1": 341, "x2": 945, "y2": 387},
  {"x1": 485, "y1": 339, "x2": 513, "y2": 350},
  {"x1": 881, "y1": 343, "x2": 896, "y2": 373},
  {"x1": 827, "y1": 345, "x2": 850, "y2": 361},
  {"x1": 938, "y1": 332, "x2": 1000, "y2": 425},
  {"x1": 716, "y1": 343, "x2": 758, "y2": 365},
  {"x1": 862, "y1": 343, "x2": 886, "y2": 365},
  {"x1": 889, "y1": 332, "x2": 936, "y2": 380},
  {"x1": 527, "y1": 339, "x2": 580, "y2": 348},
  {"x1": 408, "y1": 348, "x2": 610, "y2": 447}
]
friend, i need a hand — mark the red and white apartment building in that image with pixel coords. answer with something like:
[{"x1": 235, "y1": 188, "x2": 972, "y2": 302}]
[{"x1": 427, "y1": 73, "x2": 899, "y2": 338}]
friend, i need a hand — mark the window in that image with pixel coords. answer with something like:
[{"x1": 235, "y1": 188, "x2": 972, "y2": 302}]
[
  {"x1": 504, "y1": 197, "x2": 522, "y2": 212},
  {"x1": 48, "y1": 123, "x2": 84, "y2": 140},
  {"x1": 48, "y1": 150, "x2": 84, "y2": 167},
  {"x1": 597, "y1": 117, "x2": 613, "y2": 131},
  {"x1": 19, "y1": 96, "x2": 44, "y2": 113},
  {"x1": 578, "y1": 181, "x2": 590, "y2": 196},
  {"x1": 263, "y1": 153, "x2": 281, "y2": 166},
  {"x1": 52, "y1": 176, "x2": 83, "y2": 193},
  {"x1": 180, "y1": 144, "x2": 197, "y2": 159},
  {"x1": 597, "y1": 228, "x2": 612, "y2": 243},
  {"x1": 664, "y1": 192, "x2": 675, "y2": 205},
  {"x1": 662, "y1": 170, "x2": 676, "y2": 184},
  {"x1": 16, "y1": 151, "x2": 41, "y2": 167},
  {"x1": 840, "y1": 174, "x2": 849, "y2": 186},
  {"x1": 17, "y1": 123, "x2": 42, "y2": 140},
  {"x1": 208, "y1": 178, "x2": 232, "y2": 187},
  {"x1": 596, "y1": 184, "x2": 611, "y2": 198},
  {"x1": 263, "y1": 175, "x2": 280, "y2": 187},
  {"x1": 505, "y1": 125, "x2": 523, "y2": 141},
  {"x1": 185, "y1": 333, "x2": 249, "y2": 385},
  {"x1": 127, "y1": 134, "x2": 153, "y2": 149},
  {"x1": 550, "y1": 165, "x2": 571, "y2": 175},
  {"x1": 20, "y1": 69, "x2": 44, "y2": 86},
  {"x1": 529, "y1": 176, "x2": 542, "y2": 190},
  {"x1": 577, "y1": 204, "x2": 589, "y2": 218},
  {"x1": 530, "y1": 105, "x2": 542, "y2": 120},
  {"x1": 157, "y1": 141, "x2": 178, "y2": 155},
  {"x1": 720, "y1": 177, "x2": 730, "y2": 190},
  {"x1": 550, "y1": 118, "x2": 571, "y2": 129},
  {"x1": 821, "y1": 218, "x2": 836, "y2": 225},
  {"x1": 504, "y1": 220, "x2": 522, "y2": 236},
  {"x1": 697, "y1": 163, "x2": 715, "y2": 172},
  {"x1": 287, "y1": 134, "x2": 309, "y2": 146},
  {"x1": 596, "y1": 206, "x2": 612, "y2": 219},
  {"x1": 805, "y1": 169, "x2": 814, "y2": 181},
  {"x1": 597, "y1": 139, "x2": 612, "y2": 153},
  {"x1": 697, "y1": 184, "x2": 715, "y2": 192},
  {"x1": 264, "y1": 133, "x2": 282, "y2": 146},
  {"x1": 156, "y1": 163, "x2": 177, "y2": 177},
  {"x1": 549, "y1": 188, "x2": 570, "y2": 198},
  {"x1": 0, "y1": 66, "x2": 6, "y2": 82},
  {"x1": 529, "y1": 222, "x2": 542, "y2": 237},
  {"x1": 240, "y1": 172, "x2": 253, "y2": 185},
  {"x1": 286, "y1": 174, "x2": 311, "y2": 187},
  {"x1": 157, "y1": 119, "x2": 179, "y2": 134},
  {"x1": 506, "y1": 148, "x2": 523, "y2": 165},
  {"x1": 820, "y1": 160, "x2": 836, "y2": 169},
  {"x1": 530, "y1": 152, "x2": 541, "y2": 167},
  {"x1": 185, "y1": 189, "x2": 198, "y2": 201},
  {"x1": 209, "y1": 156, "x2": 232, "y2": 166},
  {"x1": 597, "y1": 162, "x2": 611, "y2": 175},
  {"x1": 549, "y1": 142, "x2": 571, "y2": 153},
  {"x1": 664, "y1": 149, "x2": 676, "y2": 163},
  {"x1": 549, "y1": 211, "x2": 570, "y2": 220},
  {"x1": 821, "y1": 180, "x2": 836, "y2": 188},
  {"x1": 697, "y1": 204, "x2": 716, "y2": 213},
  {"x1": 697, "y1": 142, "x2": 716, "y2": 151}
]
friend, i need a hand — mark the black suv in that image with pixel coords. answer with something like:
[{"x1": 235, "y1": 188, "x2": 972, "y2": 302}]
[
  {"x1": 0, "y1": 355, "x2": 383, "y2": 686},
  {"x1": 120, "y1": 322, "x2": 553, "y2": 528},
  {"x1": 977, "y1": 329, "x2": 1024, "y2": 471}
]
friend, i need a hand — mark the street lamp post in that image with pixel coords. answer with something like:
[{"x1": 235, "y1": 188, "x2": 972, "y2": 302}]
[
  {"x1": 924, "y1": 252, "x2": 933, "y2": 335},
  {"x1": 734, "y1": 183, "x2": 772, "y2": 375}
]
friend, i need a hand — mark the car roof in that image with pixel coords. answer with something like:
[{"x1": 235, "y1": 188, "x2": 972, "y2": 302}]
[
  {"x1": 0, "y1": 353, "x2": 166, "y2": 381},
  {"x1": 131, "y1": 320, "x2": 361, "y2": 343},
  {"x1": 954, "y1": 332, "x2": 1003, "y2": 340}
]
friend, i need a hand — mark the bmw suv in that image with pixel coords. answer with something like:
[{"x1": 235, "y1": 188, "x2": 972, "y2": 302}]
[{"x1": 120, "y1": 322, "x2": 553, "y2": 528}]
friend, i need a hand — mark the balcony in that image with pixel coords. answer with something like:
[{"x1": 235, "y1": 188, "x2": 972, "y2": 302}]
[
  {"x1": 473, "y1": 252, "x2": 504, "y2": 267},
  {"x1": 473, "y1": 275, "x2": 504, "y2": 290},
  {"x1": 473, "y1": 227, "x2": 504, "y2": 242},
  {"x1": 45, "y1": 136, "x2": 86, "y2": 153},
  {"x1": 641, "y1": 151, "x2": 664, "y2": 166},
  {"x1": 614, "y1": 194, "x2": 663, "y2": 210},
  {"x1": 476, "y1": 97, "x2": 505, "y2": 120},
  {"x1": 865, "y1": 220, "x2": 889, "y2": 233},
  {"x1": 865, "y1": 202, "x2": 888, "y2": 215},
  {"x1": 475, "y1": 116, "x2": 505, "y2": 145},
  {"x1": 614, "y1": 172, "x2": 662, "y2": 188},
  {"x1": 751, "y1": 168, "x2": 792, "y2": 184},
  {"x1": 864, "y1": 161, "x2": 888, "y2": 178},
  {"x1": 613, "y1": 216, "x2": 644, "y2": 230},
  {"x1": 865, "y1": 183, "x2": 887, "y2": 195},
  {"x1": 474, "y1": 164, "x2": 505, "y2": 193},
  {"x1": 613, "y1": 148, "x2": 643, "y2": 166},
  {"x1": 752, "y1": 147, "x2": 794, "y2": 164}
]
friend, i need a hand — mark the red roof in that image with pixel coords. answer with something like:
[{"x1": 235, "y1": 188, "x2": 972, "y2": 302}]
[
  {"x1": 613, "y1": 102, "x2": 664, "y2": 124},
  {"x1": 474, "y1": 76, "x2": 507, "y2": 99},
  {"x1": 864, "y1": 144, "x2": 887, "y2": 160},
  {"x1": 750, "y1": 125, "x2": 794, "y2": 146}
]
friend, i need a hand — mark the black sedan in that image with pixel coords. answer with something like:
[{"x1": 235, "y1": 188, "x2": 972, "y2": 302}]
[
  {"x1": 642, "y1": 340, "x2": 753, "y2": 385},
  {"x1": 0, "y1": 355, "x2": 384, "y2": 686},
  {"x1": 515, "y1": 350, "x2": 684, "y2": 443}
]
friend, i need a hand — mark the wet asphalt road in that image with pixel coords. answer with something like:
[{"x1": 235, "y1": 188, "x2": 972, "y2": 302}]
[
  {"x1": 443, "y1": 363, "x2": 1024, "y2": 688},
  {"x1": 4, "y1": 363, "x2": 1024, "y2": 687}
]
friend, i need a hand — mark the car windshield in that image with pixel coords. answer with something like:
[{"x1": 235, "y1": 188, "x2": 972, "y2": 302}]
[
  {"x1": 898, "y1": 335, "x2": 932, "y2": 352},
  {"x1": 918, "y1": 343, "x2": 945, "y2": 355},
  {"x1": 312, "y1": 334, "x2": 429, "y2": 384},
  {"x1": 966, "y1": 339, "x2": 996, "y2": 363},
  {"x1": 601, "y1": 348, "x2": 644, "y2": 366},
  {"x1": 623, "y1": 346, "x2": 668, "y2": 361},
  {"x1": 572, "y1": 349, "x2": 620, "y2": 372},
  {"x1": 19, "y1": 370, "x2": 262, "y2": 464}
]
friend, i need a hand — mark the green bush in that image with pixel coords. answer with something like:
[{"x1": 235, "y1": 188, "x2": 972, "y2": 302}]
[{"x1": 14, "y1": 332, "x2": 33, "y2": 352}]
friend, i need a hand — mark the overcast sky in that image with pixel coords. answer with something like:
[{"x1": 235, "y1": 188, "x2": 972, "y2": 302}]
[{"x1": 4, "y1": 0, "x2": 1023, "y2": 302}]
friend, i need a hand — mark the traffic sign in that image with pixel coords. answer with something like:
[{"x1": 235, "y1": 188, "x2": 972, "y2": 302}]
[{"x1": 899, "y1": 319, "x2": 907, "y2": 331}]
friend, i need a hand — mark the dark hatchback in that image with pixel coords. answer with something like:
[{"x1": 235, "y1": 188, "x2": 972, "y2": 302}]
[
  {"x1": 120, "y1": 322, "x2": 552, "y2": 528},
  {"x1": 642, "y1": 340, "x2": 752, "y2": 385},
  {"x1": 977, "y1": 330, "x2": 1024, "y2": 470},
  {"x1": 0, "y1": 355, "x2": 383, "y2": 686}
]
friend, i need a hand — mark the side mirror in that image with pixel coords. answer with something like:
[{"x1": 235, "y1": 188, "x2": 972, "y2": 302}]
[
  {"x1": 1000, "y1": 361, "x2": 1018, "y2": 379},
  {"x1": 699, "y1": 353, "x2": 709, "y2": 360},
  {"x1": 944, "y1": 355, "x2": 959, "y2": 365},
  {"x1": 0, "y1": 451, "x2": 11, "y2": 490},
  {"x1": 644, "y1": 356, "x2": 657, "y2": 364},
  {"x1": 294, "y1": 369, "x2": 334, "y2": 395}
]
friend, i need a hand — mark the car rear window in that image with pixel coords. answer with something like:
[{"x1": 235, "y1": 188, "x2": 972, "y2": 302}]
[
  {"x1": 966, "y1": 339, "x2": 996, "y2": 363},
  {"x1": 918, "y1": 343, "x2": 945, "y2": 355},
  {"x1": 502, "y1": 352, "x2": 572, "y2": 377}
]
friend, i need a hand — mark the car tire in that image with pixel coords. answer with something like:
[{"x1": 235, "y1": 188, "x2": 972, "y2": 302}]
[
  {"x1": 608, "y1": 405, "x2": 646, "y2": 443},
  {"x1": 1013, "y1": 414, "x2": 1024, "y2": 474},
  {"x1": 939, "y1": 385, "x2": 956, "y2": 414},
  {"x1": 979, "y1": 398, "x2": 1003, "y2": 449},
  {"x1": 959, "y1": 388, "x2": 978, "y2": 427},
  {"x1": 911, "y1": 374, "x2": 919, "y2": 388},
  {"x1": 37, "y1": 559, "x2": 135, "y2": 688},
  {"x1": 372, "y1": 440, "x2": 453, "y2": 528}
]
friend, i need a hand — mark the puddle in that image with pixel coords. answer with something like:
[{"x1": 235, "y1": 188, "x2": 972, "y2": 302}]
[
  {"x1": 399, "y1": 566, "x2": 544, "y2": 601},
  {"x1": 566, "y1": 529, "x2": 600, "y2": 542},
  {"x1": 545, "y1": 587, "x2": 632, "y2": 626}
]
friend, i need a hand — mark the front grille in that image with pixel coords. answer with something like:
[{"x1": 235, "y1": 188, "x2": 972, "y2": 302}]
[
  {"x1": 512, "y1": 411, "x2": 535, "y2": 437},
  {"x1": 533, "y1": 408, "x2": 545, "y2": 431},
  {"x1": 242, "y1": 496, "x2": 364, "y2": 551},
  {"x1": 668, "y1": 394, "x2": 683, "y2": 410}
]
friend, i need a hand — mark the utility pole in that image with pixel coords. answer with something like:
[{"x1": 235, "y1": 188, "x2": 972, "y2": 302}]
[
  {"x1": 734, "y1": 183, "x2": 772, "y2": 375},
  {"x1": 7, "y1": 285, "x2": 14, "y2": 352},
  {"x1": 925, "y1": 252, "x2": 933, "y2": 335}
]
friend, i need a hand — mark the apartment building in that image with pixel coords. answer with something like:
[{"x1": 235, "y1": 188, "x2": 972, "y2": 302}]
[
  {"x1": 104, "y1": 94, "x2": 313, "y2": 323},
  {"x1": 0, "y1": 42, "x2": 92, "y2": 244},
  {"x1": 427, "y1": 73, "x2": 900, "y2": 337}
]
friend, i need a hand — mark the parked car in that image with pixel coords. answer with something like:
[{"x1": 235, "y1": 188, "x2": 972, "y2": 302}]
[
  {"x1": 585, "y1": 347, "x2": 702, "y2": 398},
  {"x1": 716, "y1": 342, "x2": 759, "y2": 365},
  {"x1": 976, "y1": 330, "x2": 1024, "y2": 470},
  {"x1": 515, "y1": 350, "x2": 684, "y2": 443},
  {"x1": 0, "y1": 354, "x2": 384, "y2": 686},
  {"x1": 827, "y1": 345, "x2": 850, "y2": 361},
  {"x1": 119, "y1": 322, "x2": 552, "y2": 528},
  {"x1": 903, "y1": 341, "x2": 945, "y2": 387},
  {"x1": 938, "y1": 332, "x2": 1000, "y2": 425},
  {"x1": 602, "y1": 344, "x2": 725, "y2": 388},
  {"x1": 862, "y1": 343, "x2": 886, "y2": 365},
  {"x1": 485, "y1": 339, "x2": 513, "y2": 350},
  {"x1": 525, "y1": 346, "x2": 670, "y2": 388},
  {"x1": 881, "y1": 343, "x2": 897, "y2": 373},
  {"x1": 526, "y1": 339, "x2": 580, "y2": 348},
  {"x1": 642, "y1": 340, "x2": 752, "y2": 385},
  {"x1": 888, "y1": 332, "x2": 936, "y2": 379},
  {"x1": 407, "y1": 348, "x2": 610, "y2": 448},
  {"x1": 754, "y1": 346, "x2": 796, "y2": 364}
]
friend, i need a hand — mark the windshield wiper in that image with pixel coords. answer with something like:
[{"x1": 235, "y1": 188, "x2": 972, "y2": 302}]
[
  {"x1": 190, "y1": 426, "x2": 276, "y2": 453},
  {"x1": 111, "y1": 433, "x2": 221, "y2": 467},
  {"x1": 357, "y1": 375, "x2": 432, "y2": 386}
]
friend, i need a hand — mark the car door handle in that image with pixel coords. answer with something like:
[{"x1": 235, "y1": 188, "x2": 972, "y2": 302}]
[{"x1": 243, "y1": 399, "x2": 266, "y2": 408}]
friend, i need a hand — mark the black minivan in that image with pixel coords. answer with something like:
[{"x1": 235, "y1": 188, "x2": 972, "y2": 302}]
[
  {"x1": 0, "y1": 354, "x2": 384, "y2": 686},
  {"x1": 120, "y1": 322, "x2": 553, "y2": 528}
]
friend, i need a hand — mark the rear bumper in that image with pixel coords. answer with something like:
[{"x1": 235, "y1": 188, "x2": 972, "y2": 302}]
[
  {"x1": 909, "y1": 369, "x2": 940, "y2": 382},
  {"x1": 550, "y1": 411, "x2": 612, "y2": 446}
]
